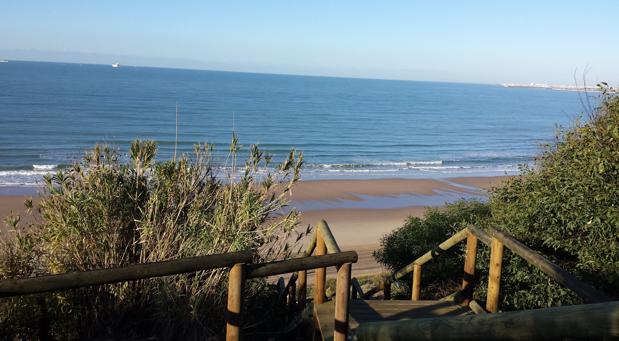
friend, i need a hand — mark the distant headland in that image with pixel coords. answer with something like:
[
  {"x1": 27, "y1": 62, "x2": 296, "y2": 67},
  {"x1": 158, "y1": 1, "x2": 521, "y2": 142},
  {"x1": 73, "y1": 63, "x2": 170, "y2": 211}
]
[{"x1": 501, "y1": 82, "x2": 611, "y2": 92}]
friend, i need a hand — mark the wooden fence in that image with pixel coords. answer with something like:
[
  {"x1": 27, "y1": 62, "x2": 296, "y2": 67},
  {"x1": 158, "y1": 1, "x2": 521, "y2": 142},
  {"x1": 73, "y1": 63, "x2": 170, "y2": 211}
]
[{"x1": 0, "y1": 220, "x2": 357, "y2": 341}]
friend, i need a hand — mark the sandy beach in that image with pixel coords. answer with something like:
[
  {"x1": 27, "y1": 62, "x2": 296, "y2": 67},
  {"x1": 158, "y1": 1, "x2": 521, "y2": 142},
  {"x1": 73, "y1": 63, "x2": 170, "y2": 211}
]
[
  {"x1": 290, "y1": 176, "x2": 507, "y2": 277},
  {"x1": 0, "y1": 176, "x2": 508, "y2": 275}
]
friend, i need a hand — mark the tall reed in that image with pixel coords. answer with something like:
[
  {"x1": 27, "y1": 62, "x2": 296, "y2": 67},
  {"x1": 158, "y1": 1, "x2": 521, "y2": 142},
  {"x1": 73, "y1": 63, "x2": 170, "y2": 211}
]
[{"x1": 0, "y1": 137, "x2": 306, "y2": 340}]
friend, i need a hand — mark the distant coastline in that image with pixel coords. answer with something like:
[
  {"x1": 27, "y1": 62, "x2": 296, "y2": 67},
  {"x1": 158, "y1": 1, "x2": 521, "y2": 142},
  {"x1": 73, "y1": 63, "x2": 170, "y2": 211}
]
[{"x1": 501, "y1": 82, "x2": 612, "y2": 92}]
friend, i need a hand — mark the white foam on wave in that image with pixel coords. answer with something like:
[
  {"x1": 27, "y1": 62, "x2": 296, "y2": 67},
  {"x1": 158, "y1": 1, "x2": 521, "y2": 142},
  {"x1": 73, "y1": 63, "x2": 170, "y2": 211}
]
[
  {"x1": 0, "y1": 169, "x2": 56, "y2": 187},
  {"x1": 33, "y1": 164, "x2": 57, "y2": 170},
  {"x1": 314, "y1": 160, "x2": 444, "y2": 169}
]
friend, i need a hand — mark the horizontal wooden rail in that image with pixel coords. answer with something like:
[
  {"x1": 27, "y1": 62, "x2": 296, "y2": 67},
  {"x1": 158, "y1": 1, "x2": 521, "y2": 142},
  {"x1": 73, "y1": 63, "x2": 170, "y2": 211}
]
[
  {"x1": 466, "y1": 225, "x2": 491, "y2": 245},
  {"x1": 490, "y1": 229, "x2": 608, "y2": 303},
  {"x1": 356, "y1": 301, "x2": 619, "y2": 340},
  {"x1": 0, "y1": 251, "x2": 254, "y2": 298},
  {"x1": 245, "y1": 252, "x2": 358, "y2": 279},
  {"x1": 394, "y1": 229, "x2": 468, "y2": 279}
]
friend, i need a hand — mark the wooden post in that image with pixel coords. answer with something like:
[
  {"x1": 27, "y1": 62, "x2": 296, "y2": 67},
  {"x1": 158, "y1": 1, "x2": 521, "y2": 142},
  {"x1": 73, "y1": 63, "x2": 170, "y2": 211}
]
[
  {"x1": 297, "y1": 270, "x2": 307, "y2": 309},
  {"x1": 383, "y1": 277, "x2": 391, "y2": 300},
  {"x1": 411, "y1": 263, "x2": 421, "y2": 301},
  {"x1": 334, "y1": 263, "x2": 352, "y2": 341},
  {"x1": 486, "y1": 237, "x2": 504, "y2": 313},
  {"x1": 462, "y1": 232, "x2": 478, "y2": 301},
  {"x1": 226, "y1": 263, "x2": 245, "y2": 341},
  {"x1": 315, "y1": 229, "x2": 327, "y2": 304},
  {"x1": 288, "y1": 279, "x2": 297, "y2": 309}
]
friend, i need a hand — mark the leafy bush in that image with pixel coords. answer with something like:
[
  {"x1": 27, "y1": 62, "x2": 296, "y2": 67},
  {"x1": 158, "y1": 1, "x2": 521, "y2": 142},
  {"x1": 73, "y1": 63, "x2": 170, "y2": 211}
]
[
  {"x1": 489, "y1": 85, "x2": 619, "y2": 305},
  {"x1": 373, "y1": 200, "x2": 491, "y2": 299},
  {"x1": 0, "y1": 137, "x2": 305, "y2": 340},
  {"x1": 374, "y1": 86, "x2": 618, "y2": 310}
]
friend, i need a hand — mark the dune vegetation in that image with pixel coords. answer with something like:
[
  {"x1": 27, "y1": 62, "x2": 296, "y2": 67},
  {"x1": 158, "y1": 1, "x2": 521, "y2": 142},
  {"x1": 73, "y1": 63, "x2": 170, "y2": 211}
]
[
  {"x1": 375, "y1": 85, "x2": 619, "y2": 309},
  {"x1": 0, "y1": 136, "x2": 305, "y2": 340}
]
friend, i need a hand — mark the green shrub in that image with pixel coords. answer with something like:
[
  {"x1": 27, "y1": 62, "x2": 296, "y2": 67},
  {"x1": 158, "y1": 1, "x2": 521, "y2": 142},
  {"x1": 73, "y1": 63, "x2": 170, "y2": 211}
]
[
  {"x1": 374, "y1": 85, "x2": 618, "y2": 310},
  {"x1": 0, "y1": 137, "x2": 305, "y2": 340},
  {"x1": 489, "y1": 85, "x2": 619, "y2": 305},
  {"x1": 373, "y1": 200, "x2": 491, "y2": 298}
]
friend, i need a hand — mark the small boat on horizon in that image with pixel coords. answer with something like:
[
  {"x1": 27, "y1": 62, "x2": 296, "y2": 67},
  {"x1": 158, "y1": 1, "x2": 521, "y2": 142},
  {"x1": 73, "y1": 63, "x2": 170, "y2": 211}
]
[{"x1": 111, "y1": 63, "x2": 119, "y2": 68}]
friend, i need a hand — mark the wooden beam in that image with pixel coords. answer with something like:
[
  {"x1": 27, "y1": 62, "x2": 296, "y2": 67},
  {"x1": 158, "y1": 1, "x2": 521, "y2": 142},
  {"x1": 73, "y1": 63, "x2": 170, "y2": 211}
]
[
  {"x1": 0, "y1": 251, "x2": 254, "y2": 297},
  {"x1": 316, "y1": 219, "x2": 342, "y2": 254},
  {"x1": 486, "y1": 237, "x2": 504, "y2": 313},
  {"x1": 226, "y1": 263, "x2": 245, "y2": 341},
  {"x1": 356, "y1": 301, "x2": 619, "y2": 341},
  {"x1": 334, "y1": 263, "x2": 351, "y2": 341},
  {"x1": 466, "y1": 225, "x2": 491, "y2": 246},
  {"x1": 351, "y1": 278, "x2": 364, "y2": 299},
  {"x1": 394, "y1": 229, "x2": 468, "y2": 279},
  {"x1": 468, "y1": 226, "x2": 607, "y2": 302},
  {"x1": 297, "y1": 270, "x2": 307, "y2": 308},
  {"x1": 468, "y1": 300, "x2": 487, "y2": 314},
  {"x1": 411, "y1": 263, "x2": 421, "y2": 301},
  {"x1": 489, "y1": 229, "x2": 608, "y2": 303},
  {"x1": 245, "y1": 252, "x2": 358, "y2": 279},
  {"x1": 462, "y1": 232, "x2": 478, "y2": 301},
  {"x1": 382, "y1": 277, "x2": 391, "y2": 300},
  {"x1": 315, "y1": 229, "x2": 327, "y2": 304}
]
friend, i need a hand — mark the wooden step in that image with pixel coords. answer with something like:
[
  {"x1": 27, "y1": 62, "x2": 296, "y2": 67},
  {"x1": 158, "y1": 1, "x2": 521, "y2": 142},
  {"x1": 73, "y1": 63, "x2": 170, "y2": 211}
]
[{"x1": 314, "y1": 299, "x2": 473, "y2": 341}]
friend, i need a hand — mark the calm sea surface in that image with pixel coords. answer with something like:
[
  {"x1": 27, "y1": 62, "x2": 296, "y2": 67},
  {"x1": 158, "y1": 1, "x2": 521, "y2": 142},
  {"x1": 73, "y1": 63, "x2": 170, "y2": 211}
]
[{"x1": 0, "y1": 61, "x2": 593, "y2": 188}]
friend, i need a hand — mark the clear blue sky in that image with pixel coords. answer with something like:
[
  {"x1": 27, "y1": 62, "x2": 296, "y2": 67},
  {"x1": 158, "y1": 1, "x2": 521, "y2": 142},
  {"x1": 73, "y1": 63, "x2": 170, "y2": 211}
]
[{"x1": 1, "y1": 1, "x2": 618, "y2": 84}]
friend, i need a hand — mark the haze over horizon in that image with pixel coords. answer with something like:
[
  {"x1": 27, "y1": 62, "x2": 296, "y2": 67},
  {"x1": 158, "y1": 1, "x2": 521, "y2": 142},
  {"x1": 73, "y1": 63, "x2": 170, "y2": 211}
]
[{"x1": 2, "y1": 1, "x2": 619, "y2": 85}]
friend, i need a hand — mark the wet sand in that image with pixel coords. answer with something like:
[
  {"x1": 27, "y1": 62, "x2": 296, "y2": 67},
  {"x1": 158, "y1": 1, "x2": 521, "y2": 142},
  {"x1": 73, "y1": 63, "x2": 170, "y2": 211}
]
[
  {"x1": 0, "y1": 176, "x2": 509, "y2": 275},
  {"x1": 290, "y1": 176, "x2": 508, "y2": 276}
]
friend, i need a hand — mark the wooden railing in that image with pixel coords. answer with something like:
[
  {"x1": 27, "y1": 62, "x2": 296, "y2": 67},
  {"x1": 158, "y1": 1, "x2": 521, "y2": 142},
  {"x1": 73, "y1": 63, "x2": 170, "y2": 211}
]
[
  {"x1": 0, "y1": 251, "x2": 254, "y2": 297},
  {"x1": 226, "y1": 250, "x2": 357, "y2": 341},
  {"x1": 0, "y1": 220, "x2": 357, "y2": 341},
  {"x1": 354, "y1": 226, "x2": 608, "y2": 313},
  {"x1": 349, "y1": 225, "x2": 614, "y2": 339}
]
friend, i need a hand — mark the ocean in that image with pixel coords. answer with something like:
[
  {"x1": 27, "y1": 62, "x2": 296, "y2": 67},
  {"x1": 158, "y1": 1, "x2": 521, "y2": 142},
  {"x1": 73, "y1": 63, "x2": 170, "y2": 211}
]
[{"x1": 0, "y1": 61, "x2": 593, "y2": 189}]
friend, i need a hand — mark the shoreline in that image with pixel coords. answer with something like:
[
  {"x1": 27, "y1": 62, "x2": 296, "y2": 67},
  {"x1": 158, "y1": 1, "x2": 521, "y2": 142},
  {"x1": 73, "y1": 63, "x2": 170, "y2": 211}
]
[{"x1": 1, "y1": 175, "x2": 510, "y2": 275}]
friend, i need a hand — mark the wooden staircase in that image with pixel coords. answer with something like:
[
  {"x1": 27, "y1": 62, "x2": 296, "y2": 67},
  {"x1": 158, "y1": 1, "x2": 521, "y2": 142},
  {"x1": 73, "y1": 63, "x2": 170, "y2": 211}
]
[
  {"x1": 0, "y1": 219, "x2": 617, "y2": 340},
  {"x1": 298, "y1": 220, "x2": 615, "y2": 341},
  {"x1": 314, "y1": 299, "x2": 474, "y2": 340}
]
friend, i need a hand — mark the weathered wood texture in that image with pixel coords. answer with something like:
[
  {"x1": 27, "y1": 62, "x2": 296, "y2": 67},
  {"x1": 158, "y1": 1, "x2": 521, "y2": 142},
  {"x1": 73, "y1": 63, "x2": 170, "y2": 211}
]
[
  {"x1": 467, "y1": 226, "x2": 607, "y2": 303},
  {"x1": 490, "y1": 229, "x2": 608, "y2": 303},
  {"x1": 466, "y1": 225, "x2": 491, "y2": 246},
  {"x1": 382, "y1": 277, "x2": 391, "y2": 300},
  {"x1": 461, "y1": 232, "x2": 478, "y2": 301},
  {"x1": 315, "y1": 299, "x2": 472, "y2": 340},
  {"x1": 394, "y1": 229, "x2": 468, "y2": 279},
  {"x1": 355, "y1": 301, "x2": 619, "y2": 341},
  {"x1": 226, "y1": 263, "x2": 245, "y2": 341},
  {"x1": 411, "y1": 263, "x2": 421, "y2": 301},
  {"x1": 316, "y1": 219, "x2": 342, "y2": 254},
  {"x1": 334, "y1": 263, "x2": 351, "y2": 341},
  {"x1": 468, "y1": 300, "x2": 487, "y2": 314},
  {"x1": 351, "y1": 278, "x2": 364, "y2": 299},
  {"x1": 245, "y1": 252, "x2": 358, "y2": 279},
  {"x1": 0, "y1": 251, "x2": 254, "y2": 297},
  {"x1": 486, "y1": 237, "x2": 504, "y2": 313},
  {"x1": 297, "y1": 270, "x2": 307, "y2": 308},
  {"x1": 315, "y1": 229, "x2": 327, "y2": 304}
]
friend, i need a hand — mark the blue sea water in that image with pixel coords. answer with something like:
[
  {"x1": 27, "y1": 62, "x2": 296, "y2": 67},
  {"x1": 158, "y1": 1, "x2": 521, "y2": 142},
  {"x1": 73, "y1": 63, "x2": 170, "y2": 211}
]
[{"x1": 0, "y1": 60, "x2": 594, "y2": 188}]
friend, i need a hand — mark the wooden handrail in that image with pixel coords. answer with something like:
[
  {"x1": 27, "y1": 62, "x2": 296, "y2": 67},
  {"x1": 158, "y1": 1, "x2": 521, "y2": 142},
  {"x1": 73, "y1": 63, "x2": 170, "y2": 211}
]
[
  {"x1": 488, "y1": 229, "x2": 608, "y2": 303},
  {"x1": 394, "y1": 228, "x2": 468, "y2": 279},
  {"x1": 316, "y1": 219, "x2": 342, "y2": 254},
  {"x1": 0, "y1": 251, "x2": 254, "y2": 298},
  {"x1": 245, "y1": 252, "x2": 358, "y2": 278},
  {"x1": 355, "y1": 301, "x2": 619, "y2": 340}
]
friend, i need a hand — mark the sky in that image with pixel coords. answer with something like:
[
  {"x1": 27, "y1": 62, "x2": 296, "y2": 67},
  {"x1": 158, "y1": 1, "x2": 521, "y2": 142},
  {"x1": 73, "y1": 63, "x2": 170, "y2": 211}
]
[{"x1": 1, "y1": 1, "x2": 618, "y2": 84}]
